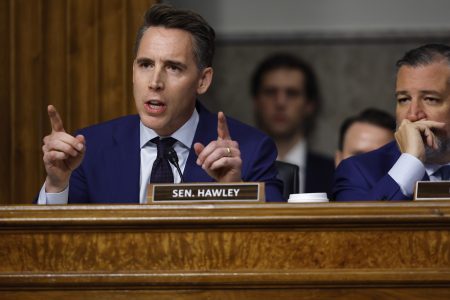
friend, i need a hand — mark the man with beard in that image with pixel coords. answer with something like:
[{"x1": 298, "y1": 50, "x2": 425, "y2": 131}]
[
  {"x1": 333, "y1": 44, "x2": 450, "y2": 201},
  {"x1": 251, "y1": 53, "x2": 334, "y2": 195}
]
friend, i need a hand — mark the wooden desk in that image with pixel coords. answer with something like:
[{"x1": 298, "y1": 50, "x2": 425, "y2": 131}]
[{"x1": 1, "y1": 202, "x2": 449, "y2": 299}]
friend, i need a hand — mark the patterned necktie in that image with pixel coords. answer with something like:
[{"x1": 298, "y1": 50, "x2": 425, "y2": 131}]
[
  {"x1": 150, "y1": 137, "x2": 177, "y2": 183},
  {"x1": 434, "y1": 165, "x2": 450, "y2": 181}
]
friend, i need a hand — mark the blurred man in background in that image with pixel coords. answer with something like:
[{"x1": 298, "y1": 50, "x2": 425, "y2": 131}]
[
  {"x1": 335, "y1": 108, "x2": 395, "y2": 167},
  {"x1": 251, "y1": 53, "x2": 334, "y2": 194}
]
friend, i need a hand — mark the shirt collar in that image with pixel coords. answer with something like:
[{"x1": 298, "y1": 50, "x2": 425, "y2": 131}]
[
  {"x1": 425, "y1": 162, "x2": 450, "y2": 177},
  {"x1": 281, "y1": 139, "x2": 307, "y2": 168},
  {"x1": 140, "y1": 108, "x2": 199, "y2": 149}
]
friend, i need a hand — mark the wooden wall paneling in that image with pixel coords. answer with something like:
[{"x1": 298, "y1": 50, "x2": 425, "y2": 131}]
[
  {"x1": 0, "y1": 0, "x2": 159, "y2": 204},
  {"x1": 125, "y1": 0, "x2": 156, "y2": 115},
  {"x1": 40, "y1": 0, "x2": 69, "y2": 191},
  {"x1": 0, "y1": 0, "x2": 11, "y2": 204},
  {"x1": 42, "y1": 0, "x2": 68, "y2": 132},
  {"x1": 12, "y1": 0, "x2": 44, "y2": 203},
  {"x1": 98, "y1": 0, "x2": 127, "y2": 121},
  {"x1": 68, "y1": 0, "x2": 99, "y2": 131}
]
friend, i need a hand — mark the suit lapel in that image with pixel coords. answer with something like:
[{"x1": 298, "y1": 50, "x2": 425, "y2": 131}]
[
  {"x1": 184, "y1": 102, "x2": 215, "y2": 183},
  {"x1": 109, "y1": 116, "x2": 141, "y2": 202}
]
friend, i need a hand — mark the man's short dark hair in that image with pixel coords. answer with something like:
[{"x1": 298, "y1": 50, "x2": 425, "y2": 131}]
[
  {"x1": 396, "y1": 44, "x2": 450, "y2": 68},
  {"x1": 338, "y1": 108, "x2": 396, "y2": 151},
  {"x1": 251, "y1": 53, "x2": 321, "y2": 136},
  {"x1": 134, "y1": 4, "x2": 215, "y2": 70}
]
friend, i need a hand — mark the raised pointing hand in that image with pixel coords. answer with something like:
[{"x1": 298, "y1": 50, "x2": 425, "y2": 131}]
[
  {"x1": 194, "y1": 112, "x2": 242, "y2": 182},
  {"x1": 217, "y1": 111, "x2": 231, "y2": 140},
  {"x1": 48, "y1": 105, "x2": 65, "y2": 133},
  {"x1": 42, "y1": 105, "x2": 86, "y2": 192}
]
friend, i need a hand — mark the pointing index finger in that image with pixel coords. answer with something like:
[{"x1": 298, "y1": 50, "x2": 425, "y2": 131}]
[
  {"x1": 217, "y1": 111, "x2": 231, "y2": 140},
  {"x1": 48, "y1": 105, "x2": 65, "y2": 133}
]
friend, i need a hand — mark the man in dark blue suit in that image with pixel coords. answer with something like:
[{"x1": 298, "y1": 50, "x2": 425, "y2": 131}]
[
  {"x1": 38, "y1": 4, "x2": 283, "y2": 204},
  {"x1": 333, "y1": 44, "x2": 450, "y2": 201}
]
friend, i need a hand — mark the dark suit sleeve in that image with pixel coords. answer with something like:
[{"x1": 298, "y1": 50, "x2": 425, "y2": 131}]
[
  {"x1": 67, "y1": 129, "x2": 91, "y2": 203},
  {"x1": 243, "y1": 135, "x2": 284, "y2": 202},
  {"x1": 332, "y1": 158, "x2": 409, "y2": 201},
  {"x1": 67, "y1": 164, "x2": 91, "y2": 203}
]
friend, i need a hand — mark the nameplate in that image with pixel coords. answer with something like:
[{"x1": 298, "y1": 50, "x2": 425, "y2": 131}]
[
  {"x1": 147, "y1": 182, "x2": 265, "y2": 203},
  {"x1": 414, "y1": 181, "x2": 450, "y2": 200}
]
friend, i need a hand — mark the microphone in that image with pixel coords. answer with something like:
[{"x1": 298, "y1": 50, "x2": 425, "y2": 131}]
[{"x1": 165, "y1": 147, "x2": 184, "y2": 183}]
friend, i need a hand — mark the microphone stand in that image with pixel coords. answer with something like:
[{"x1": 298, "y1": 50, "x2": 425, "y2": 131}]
[{"x1": 165, "y1": 147, "x2": 184, "y2": 183}]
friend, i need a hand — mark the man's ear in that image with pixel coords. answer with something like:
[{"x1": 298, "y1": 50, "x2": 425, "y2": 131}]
[
  {"x1": 335, "y1": 150, "x2": 343, "y2": 168},
  {"x1": 197, "y1": 67, "x2": 213, "y2": 94}
]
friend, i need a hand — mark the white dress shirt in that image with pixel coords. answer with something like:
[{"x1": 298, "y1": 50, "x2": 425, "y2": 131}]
[
  {"x1": 38, "y1": 109, "x2": 199, "y2": 204},
  {"x1": 388, "y1": 153, "x2": 450, "y2": 197},
  {"x1": 279, "y1": 140, "x2": 306, "y2": 193}
]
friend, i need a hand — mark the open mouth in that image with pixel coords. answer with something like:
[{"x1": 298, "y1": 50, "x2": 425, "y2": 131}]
[{"x1": 144, "y1": 100, "x2": 167, "y2": 114}]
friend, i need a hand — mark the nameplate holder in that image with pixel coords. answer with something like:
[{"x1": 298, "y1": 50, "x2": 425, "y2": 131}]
[
  {"x1": 147, "y1": 182, "x2": 265, "y2": 204},
  {"x1": 414, "y1": 181, "x2": 450, "y2": 200}
]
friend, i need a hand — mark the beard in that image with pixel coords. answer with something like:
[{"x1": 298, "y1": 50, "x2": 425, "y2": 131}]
[{"x1": 425, "y1": 133, "x2": 450, "y2": 164}]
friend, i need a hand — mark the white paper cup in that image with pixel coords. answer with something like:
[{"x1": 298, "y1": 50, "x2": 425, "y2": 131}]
[{"x1": 288, "y1": 193, "x2": 329, "y2": 203}]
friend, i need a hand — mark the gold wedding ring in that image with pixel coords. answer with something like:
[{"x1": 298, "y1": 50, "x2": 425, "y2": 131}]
[{"x1": 226, "y1": 147, "x2": 231, "y2": 157}]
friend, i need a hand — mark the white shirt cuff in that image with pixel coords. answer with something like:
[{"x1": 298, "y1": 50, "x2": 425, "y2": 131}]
[
  {"x1": 388, "y1": 153, "x2": 425, "y2": 197},
  {"x1": 37, "y1": 184, "x2": 69, "y2": 205}
]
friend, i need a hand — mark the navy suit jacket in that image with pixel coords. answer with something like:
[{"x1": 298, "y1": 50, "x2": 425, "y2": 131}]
[
  {"x1": 68, "y1": 102, "x2": 283, "y2": 203},
  {"x1": 332, "y1": 141, "x2": 428, "y2": 201}
]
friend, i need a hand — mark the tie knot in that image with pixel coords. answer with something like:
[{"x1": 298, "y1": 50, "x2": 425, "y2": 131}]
[
  {"x1": 151, "y1": 137, "x2": 177, "y2": 158},
  {"x1": 434, "y1": 165, "x2": 450, "y2": 181}
]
